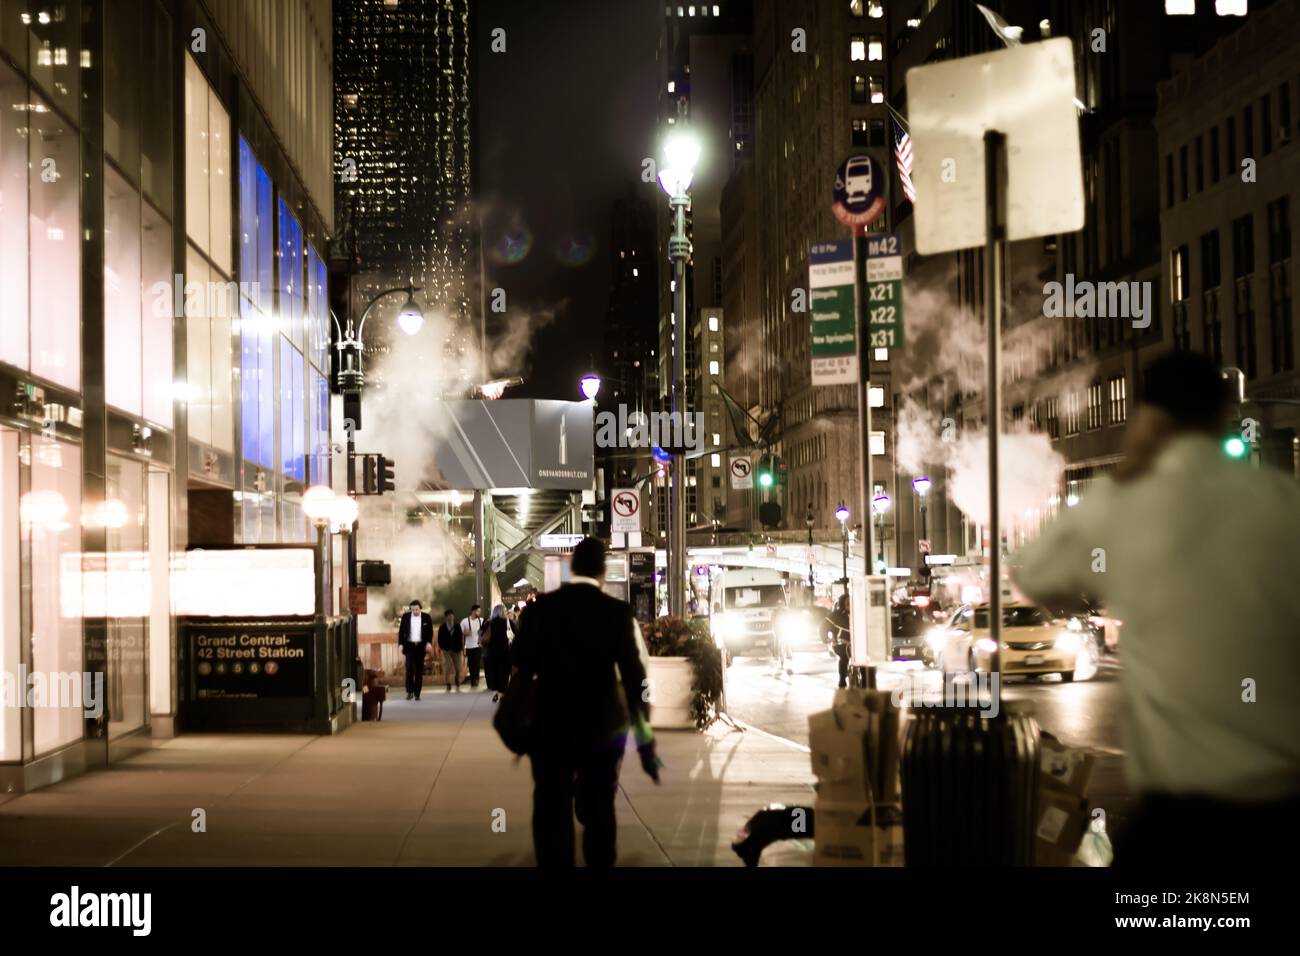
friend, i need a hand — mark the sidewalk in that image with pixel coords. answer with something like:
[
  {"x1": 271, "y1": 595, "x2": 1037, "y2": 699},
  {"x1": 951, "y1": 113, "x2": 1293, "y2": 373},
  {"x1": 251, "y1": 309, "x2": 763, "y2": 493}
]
[{"x1": 0, "y1": 690, "x2": 815, "y2": 867}]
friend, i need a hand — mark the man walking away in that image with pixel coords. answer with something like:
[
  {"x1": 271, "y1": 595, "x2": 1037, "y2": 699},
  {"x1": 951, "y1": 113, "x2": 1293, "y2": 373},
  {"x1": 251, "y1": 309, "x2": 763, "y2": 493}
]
[
  {"x1": 1011, "y1": 351, "x2": 1300, "y2": 868},
  {"x1": 510, "y1": 538, "x2": 662, "y2": 867},
  {"x1": 398, "y1": 601, "x2": 433, "y2": 700},
  {"x1": 437, "y1": 608, "x2": 464, "y2": 693},
  {"x1": 462, "y1": 604, "x2": 484, "y2": 690},
  {"x1": 825, "y1": 595, "x2": 851, "y2": 688}
]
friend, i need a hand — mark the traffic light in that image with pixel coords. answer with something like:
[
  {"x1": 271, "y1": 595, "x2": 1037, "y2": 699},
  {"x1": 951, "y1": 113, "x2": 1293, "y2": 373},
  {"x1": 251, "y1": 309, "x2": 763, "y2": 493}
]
[
  {"x1": 757, "y1": 454, "x2": 775, "y2": 488},
  {"x1": 377, "y1": 454, "x2": 395, "y2": 494},
  {"x1": 362, "y1": 454, "x2": 378, "y2": 495},
  {"x1": 1224, "y1": 416, "x2": 1258, "y2": 459}
]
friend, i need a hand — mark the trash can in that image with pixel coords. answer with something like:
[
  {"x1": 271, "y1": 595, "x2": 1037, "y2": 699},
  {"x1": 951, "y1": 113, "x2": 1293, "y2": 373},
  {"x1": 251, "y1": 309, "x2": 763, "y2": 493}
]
[{"x1": 900, "y1": 699, "x2": 1040, "y2": 865}]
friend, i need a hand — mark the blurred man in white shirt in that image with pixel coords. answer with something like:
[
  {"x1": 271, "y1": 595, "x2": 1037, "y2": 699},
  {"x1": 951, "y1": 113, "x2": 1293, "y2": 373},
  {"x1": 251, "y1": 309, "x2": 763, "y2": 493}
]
[
  {"x1": 1012, "y1": 351, "x2": 1300, "y2": 866},
  {"x1": 462, "y1": 604, "x2": 484, "y2": 689}
]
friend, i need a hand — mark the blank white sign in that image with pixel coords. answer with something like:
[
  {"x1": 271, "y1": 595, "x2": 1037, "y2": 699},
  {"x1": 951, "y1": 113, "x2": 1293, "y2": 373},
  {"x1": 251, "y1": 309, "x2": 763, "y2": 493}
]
[{"x1": 907, "y1": 37, "x2": 1085, "y2": 255}]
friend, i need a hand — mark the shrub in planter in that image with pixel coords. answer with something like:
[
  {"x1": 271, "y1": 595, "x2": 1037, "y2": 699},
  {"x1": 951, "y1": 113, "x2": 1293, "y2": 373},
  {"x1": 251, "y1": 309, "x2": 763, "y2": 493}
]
[{"x1": 644, "y1": 616, "x2": 724, "y2": 731}]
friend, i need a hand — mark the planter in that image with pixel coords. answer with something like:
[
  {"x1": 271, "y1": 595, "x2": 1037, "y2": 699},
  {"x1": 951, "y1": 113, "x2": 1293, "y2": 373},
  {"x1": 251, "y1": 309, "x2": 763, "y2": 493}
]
[{"x1": 646, "y1": 656, "x2": 695, "y2": 729}]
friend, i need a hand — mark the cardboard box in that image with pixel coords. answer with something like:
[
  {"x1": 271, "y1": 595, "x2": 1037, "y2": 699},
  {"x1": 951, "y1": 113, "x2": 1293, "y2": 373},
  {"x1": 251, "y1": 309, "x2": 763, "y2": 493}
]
[
  {"x1": 809, "y1": 706, "x2": 873, "y2": 804},
  {"x1": 814, "y1": 800, "x2": 904, "y2": 867},
  {"x1": 1034, "y1": 734, "x2": 1097, "y2": 866},
  {"x1": 809, "y1": 690, "x2": 903, "y2": 805}
]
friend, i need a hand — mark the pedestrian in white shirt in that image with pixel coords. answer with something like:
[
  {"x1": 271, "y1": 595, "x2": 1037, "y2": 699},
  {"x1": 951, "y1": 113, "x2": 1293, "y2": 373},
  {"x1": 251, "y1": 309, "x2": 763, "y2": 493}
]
[
  {"x1": 1011, "y1": 351, "x2": 1300, "y2": 867},
  {"x1": 462, "y1": 604, "x2": 484, "y2": 690}
]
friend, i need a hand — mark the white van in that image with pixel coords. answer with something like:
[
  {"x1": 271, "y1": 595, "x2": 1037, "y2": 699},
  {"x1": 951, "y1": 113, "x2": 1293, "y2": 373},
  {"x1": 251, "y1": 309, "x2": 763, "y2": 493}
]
[{"x1": 710, "y1": 567, "x2": 790, "y2": 661}]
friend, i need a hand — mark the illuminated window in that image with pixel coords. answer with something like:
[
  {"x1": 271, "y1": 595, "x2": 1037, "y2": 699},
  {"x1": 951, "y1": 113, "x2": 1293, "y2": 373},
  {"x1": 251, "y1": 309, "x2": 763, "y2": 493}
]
[
  {"x1": 709, "y1": 360, "x2": 720, "y2": 374},
  {"x1": 850, "y1": 35, "x2": 866, "y2": 61},
  {"x1": 711, "y1": 454, "x2": 721, "y2": 467},
  {"x1": 870, "y1": 76, "x2": 884, "y2": 103},
  {"x1": 709, "y1": 315, "x2": 719, "y2": 331},
  {"x1": 868, "y1": 36, "x2": 883, "y2": 61},
  {"x1": 869, "y1": 2, "x2": 884, "y2": 17}
]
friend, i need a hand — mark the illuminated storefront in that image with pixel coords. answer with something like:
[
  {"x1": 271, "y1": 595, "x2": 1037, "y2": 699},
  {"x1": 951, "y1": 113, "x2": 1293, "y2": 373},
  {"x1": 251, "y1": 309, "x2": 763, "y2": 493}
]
[{"x1": 0, "y1": 0, "x2": 334, "y2": 795}]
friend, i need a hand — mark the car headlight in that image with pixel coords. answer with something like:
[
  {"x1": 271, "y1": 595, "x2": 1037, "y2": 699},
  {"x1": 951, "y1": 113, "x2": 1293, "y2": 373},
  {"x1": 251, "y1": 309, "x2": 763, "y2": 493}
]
[
  {"x1": 1055, "y1": 631, "x2": 1082, "y2": 653},
  {"x1": 975, "y1": 638, "x2": 998, "y2": 655},
  {"x1": 1067, "y1": 617, "x2": 1084, "y2": 632},
  {"x1": 714, "y1": 613, "x2": 741, "y2": 641},
  {"x1": 778, "y1": 614, "x2": 806, "y2": 643}
]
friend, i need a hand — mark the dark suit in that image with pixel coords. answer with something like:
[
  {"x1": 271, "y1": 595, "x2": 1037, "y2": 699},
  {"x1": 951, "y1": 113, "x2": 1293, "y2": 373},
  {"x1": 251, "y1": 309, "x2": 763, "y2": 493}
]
[
  {"x1": 398, "y1": 610, "x2": 433, "y2": 697},
  {"x1": 510, "y1": 581, "x2": 649, "y2": 867}
]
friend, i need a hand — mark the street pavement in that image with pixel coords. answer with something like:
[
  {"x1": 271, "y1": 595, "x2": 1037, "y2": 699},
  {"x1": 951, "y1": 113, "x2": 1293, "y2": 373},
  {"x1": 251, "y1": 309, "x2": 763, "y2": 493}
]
[
  {"x1": 722, "y1": 645, "x2": 1135, "y2": 840},
  {"x1": 0, "y1": 686, "x2": 814, "y2": 867}
]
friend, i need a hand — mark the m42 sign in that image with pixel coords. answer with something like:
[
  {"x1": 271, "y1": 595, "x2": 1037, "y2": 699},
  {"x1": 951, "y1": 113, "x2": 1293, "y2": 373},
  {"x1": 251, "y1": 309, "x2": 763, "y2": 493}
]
[{"x1": 864, "y1": 232, "x2": 905, "y2": 352}]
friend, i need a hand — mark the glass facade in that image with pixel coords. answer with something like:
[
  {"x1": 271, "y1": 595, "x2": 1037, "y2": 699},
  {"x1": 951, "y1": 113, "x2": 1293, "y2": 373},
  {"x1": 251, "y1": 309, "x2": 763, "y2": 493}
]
[{"x1": 0, "y1": 0, "x2": 334, "y2": 785}]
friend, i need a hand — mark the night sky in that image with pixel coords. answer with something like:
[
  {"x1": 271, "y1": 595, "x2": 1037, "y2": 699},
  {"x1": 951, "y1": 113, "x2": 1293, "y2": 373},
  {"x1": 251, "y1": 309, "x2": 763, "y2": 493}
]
[{"x1": 476, "y1": 0, "x2": 660, "y2": 400}]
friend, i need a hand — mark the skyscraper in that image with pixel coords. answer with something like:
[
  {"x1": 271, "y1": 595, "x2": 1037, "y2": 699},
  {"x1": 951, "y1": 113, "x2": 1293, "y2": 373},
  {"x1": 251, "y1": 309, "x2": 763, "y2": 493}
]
[{"x1": 333, "y1": 0, "x2": 476, "y2": 373}]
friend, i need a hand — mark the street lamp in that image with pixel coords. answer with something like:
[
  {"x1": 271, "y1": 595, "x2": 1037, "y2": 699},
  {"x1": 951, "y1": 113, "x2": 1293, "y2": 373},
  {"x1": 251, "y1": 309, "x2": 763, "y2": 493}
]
[
  {"x1": 835, "y1": 501, "x2": 850, "y2": 585},
  {"x1": 805, "y1": 503, "x2": 815, "y2": 589},
  {"x1": 580, "y1": 372, "x2": 602, "y2": 401},
  {"x1": 912, "y1": 476, "x2": 931, "y2": 576},
  {"x1": 658, "y1": 126, "x2": 701, "y2": 619},
  {"x1": 396, "y1": 289, "x2": 425, "y2": 336},
  {"x1": 872, "y1": 493, "x2": 891, "y2": 573}
]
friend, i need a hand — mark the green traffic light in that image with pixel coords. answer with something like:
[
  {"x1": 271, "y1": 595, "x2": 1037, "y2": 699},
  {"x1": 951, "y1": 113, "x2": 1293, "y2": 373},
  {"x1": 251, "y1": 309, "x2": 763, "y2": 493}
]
[
  {"x1": 759, "y1": 472, "x2": 774, "y2": 488},
  {"x1": 1224, "y1": 437, "x2": 1247, "y2": 458}
]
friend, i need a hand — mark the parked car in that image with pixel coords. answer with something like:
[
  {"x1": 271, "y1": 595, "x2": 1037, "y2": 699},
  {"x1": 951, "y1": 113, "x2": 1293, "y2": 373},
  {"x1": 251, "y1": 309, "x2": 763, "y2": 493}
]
[{"x1": 937, "y1": 603, "x2": 1100, "y2": 682}]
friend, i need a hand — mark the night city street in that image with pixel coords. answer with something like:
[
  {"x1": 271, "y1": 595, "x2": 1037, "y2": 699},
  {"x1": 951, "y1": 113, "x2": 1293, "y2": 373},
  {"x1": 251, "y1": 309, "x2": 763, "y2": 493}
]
[{"x1": 0, "y1": 0, "x2": 1297, "y2": 940}]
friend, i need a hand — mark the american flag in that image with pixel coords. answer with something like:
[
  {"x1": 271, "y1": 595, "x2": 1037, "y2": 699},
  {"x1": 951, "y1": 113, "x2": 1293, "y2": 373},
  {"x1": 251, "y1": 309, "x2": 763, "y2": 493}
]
[{"x1": 893, "y1": 117, "x2": 916, "y2": 204}]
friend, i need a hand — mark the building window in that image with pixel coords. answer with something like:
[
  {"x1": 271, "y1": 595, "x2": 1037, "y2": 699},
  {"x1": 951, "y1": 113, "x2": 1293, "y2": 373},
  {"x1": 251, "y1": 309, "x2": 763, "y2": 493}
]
[
  {"x1": 868, "y1": 2, "x2": 884, "y2": 17},
  {"x1": 1226, "y1": 115, "x2": 1237, "y2": 171},
  {"x1": 850, "y1": 35, "x2": 866, "y2": 61},
  {"x1": 1165, "y1": 154, "x2": 1174, "y2": 207},
  {"x1": 1045, "y1": 397, "x2": 1059, "y2": 440},
  {"x1": 1244, "y1": 104, "x2": 1254, "y2": 158},
  {"x1": 1210, "y1": 126, "x2": 1221, "y2": 183},
  {"x1": 1195, "y1": 136, "x2": 1204, "y2": 192},
  {"x1": 709, "y1": 360, "x2": 720, "y2": 375},
  {"x1": 850, "y1": 0, "x2": 864, "y2": 15},
  {"x1": 868, "y1": 35, "x2": 883, "y2": 61},
  {"x1": 1064, "y1": 392, "x2": 1080, "y2": 437},
  {"x1": 1108, "y1": 375, "x2": 1127, "y2": 425},
  {"x1": 1268, "y1": 196, "x2": 1293, "y2": 373},
  {"x1": 1202, "y1": 229, "x2": 1223, "y2": 364},
  {"x1": 184, "y1": 53, "x2": 234, "y2": 452},
  {"x1": 1086, "y1": 382, "x2": 1103, "y2": 431},
  {"x1": 1280, "y1": 82, "x2": 1292, "y2": 144},
  {"x1": 869, "y1": 76, "x2": 884, "y2": 104},
  {"x1": 852, "y1": 119, "x2": 869, "y2": 146},
  {"x1": 1171, "y1": 244, "x2": 1189, "y2": 302},
  {"x1": 708, "y1": 315, "x2": 719, "y2": 331},
  {"x1": 1233, "y1": 214, "x2": 1257, "y2": 379},
  {"x1": 1179, "y1": 144, "x2": 1189, "y2": 201},
  {"x1": 1261, "y1": 94, "x2": 1273, "y2": 155},
  {"x1": 851, "y1": 73, "x2": 867, "y2": 104},
  {"x1": 869, "y1": 119, "x2": 886, "y2": 146}
]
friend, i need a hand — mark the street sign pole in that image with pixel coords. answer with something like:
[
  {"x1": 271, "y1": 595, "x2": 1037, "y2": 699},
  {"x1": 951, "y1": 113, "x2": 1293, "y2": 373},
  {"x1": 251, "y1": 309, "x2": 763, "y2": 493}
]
[
  {"x1": 985, "y1": 130, "x2": 1006, "y2": 675},
  {"x1": 852, "y1": 230, "x2": 875, "y2": 588}
]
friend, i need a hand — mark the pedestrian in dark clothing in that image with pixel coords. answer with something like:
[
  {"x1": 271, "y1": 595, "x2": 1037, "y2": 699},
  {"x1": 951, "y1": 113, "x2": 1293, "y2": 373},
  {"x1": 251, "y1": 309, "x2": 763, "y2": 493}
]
[
  {"x1": 397, "y1": 601, "x2": 433, "y2": 700},
  {"x1": 483, "y1": 604, "x2": 512, "y2": 701},
  {"x1": 825, "y1": 595, "x2": 851, "y2": 688},
  {"x1": 510, "y1": 538, "x2": 662, "y2": 867},
  {"x1": 436, "y1": 609, "x2": 464, "y2": 692}
]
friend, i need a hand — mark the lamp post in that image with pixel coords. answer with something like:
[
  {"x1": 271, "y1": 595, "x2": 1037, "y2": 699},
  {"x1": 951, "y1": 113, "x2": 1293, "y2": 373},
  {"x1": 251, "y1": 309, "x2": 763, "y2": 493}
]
[
  {"x1": 658, "y1": 127, "x2": 700, "y2": 619},
  {"x1": 332, "y1": 284, "x2": 425, "y2": 591},
  {"x1": 872, "y1": 493, "x2": 891, "y2": 573},
  {"x1": 835, "y1": 501, "x2": 850, "y2": 587},
  {"x1": 805, "y1": 503, "x2": 815, "y2": 590},
  {"x1": 912, "y1": 475, "x2": 931, "y2": 575},
  {"x1": 580, "y1": 372, "x2": 602, "y2": 401}
]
